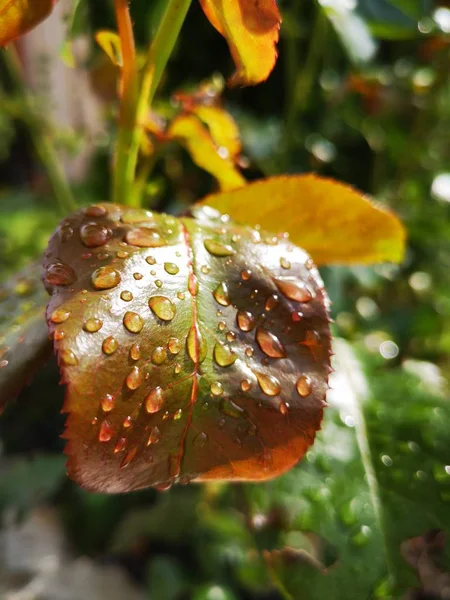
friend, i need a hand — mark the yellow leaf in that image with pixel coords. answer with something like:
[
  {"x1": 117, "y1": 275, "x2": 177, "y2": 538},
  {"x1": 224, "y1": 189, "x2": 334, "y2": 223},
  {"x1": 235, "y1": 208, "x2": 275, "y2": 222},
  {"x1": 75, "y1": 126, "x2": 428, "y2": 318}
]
[
  {"x1": 199, "y1": 0, "x2": 281, "y2": 86},
  {"x1": 197, "y1": 174, "x2": 406, "y2": 265},
  {"x1": 0, "y1": 0, "x2": 54, "y2": 46},
  {"x1": 95, "y1": 30, "x2": 123, "y2": 67},
  {"x1": 167, "y1": 115, "x2": 246, "y2": 191},
  {"x1": 193, "y1": 105, "x2": 241, "y2": 159}
]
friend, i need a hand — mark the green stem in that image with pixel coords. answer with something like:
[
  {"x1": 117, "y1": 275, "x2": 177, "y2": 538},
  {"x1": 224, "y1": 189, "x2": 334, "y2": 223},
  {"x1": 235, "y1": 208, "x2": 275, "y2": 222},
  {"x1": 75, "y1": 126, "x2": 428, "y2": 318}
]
[
  {"x1": 113, "y1": 0, "x2": 192, "y2": 208},
  {"x1": 1, "y1": 49, "x2": 76, "y2": 215}
]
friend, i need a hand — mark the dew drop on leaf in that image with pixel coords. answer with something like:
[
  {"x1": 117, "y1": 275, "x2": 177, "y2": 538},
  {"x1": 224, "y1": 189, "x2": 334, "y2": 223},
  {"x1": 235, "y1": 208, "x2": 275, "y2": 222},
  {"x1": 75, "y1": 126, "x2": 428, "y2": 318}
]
[
  {"x1": 147, "y1": 426, "x2": 161, "y2": 445},
  {"x1": 168, "y1": 337, "x2": 182, "y2": 354},
  {"x1": 241, "y1": 379, "x2": 252, "y2": 392},
  {"x1": 265, "y1": 294, "x2": 279, "y2": 311},
  {"x1": 214, "y1": 342, "x2": 237, "y2": 367},
  {"x1": 210, "y1": 381, "x2": 224, "y2": 396},
  {"x1": 296, "y1": 375, "x2": 312, "y2": 397},
  {"x1": 164, "y1": 262, "x2": 179, "y2": 275},
  {"x1": 133, "y1": 272, "x2": 143, "y2": 280},
  {"x1": 241, "y1": 269, "x2": 252, "y2": 281},
  {"x1": 114, "y1": 437, "x2": 127, "y2": 453},
  {"x1": 145, "y1": 387, "x2": 165, "y2": 413},
  {"x1": 126, "y1": 366, "x2": 143, "y2": 390},
  {"x1": 151, "y1": 346, "x2": 168, "y2": 365},
  {"x1": 91, "y1": 266, "x2": 121, "y2": 290},
  {"x1": 186, "y1": 326, "x2": 207, "y2": 363},
  {"x1": 80, "y1": 222, "x2": 111, "y2": 247},
  {"x1": 129, "y1": 343, "x2": 141, "y2": 361},
  {"x1": 83, "y1": 318, "x2": 103, "y2": 333},
  {"x1": 121, "y1": 208, "x2": 154, "y2": 224},
  {"x1": 123, "y1": 311, "x2": 144, "y2": 333},
  {"x1": 213, "y1": 282, "x2": 231, "y2": 306},
  {"x1": 274, "y1": 278, "x2": 313, "y2": 303},
  {"x1": 61, "y1": 349, "x2": 78, "y2": 366},
  {"x1": 237, "y1": 310, "x2": 256, "y2": 332},
  {"x1": 102, "y1": 336, "x2": 118, "y2": 355},
  {"x1": 146, "y1": 256, "x2": 156, "y2": 265},
  {"x1": 125, "y1": 227, "x2": 164, "y2": 247},
  {"x1": 45, "y1": 263, "x2": 77, "y2": 286},
  {"x1": 98, "y1": 419, "x2": 113, "y2": 442},
  {"x1": 50, "y1": 309, "x2": 71, "y2": 324},
  {"x1": 280, "y1": 257, "x2": 291, "y2": 269},
  {"x1": 85, "y1": 205, "x2": 107, "y2": 217},
  {"x1": 101, "y1": 394, "x2": 115, "y2": 412},
  {"x1": 204, "y1": 239, "x2": 235, "y2": 257},
  {"x1": 121, "y1": 447, "x2": 138, "y2": 469},
  {"x1": 279, "y1": 401, "x2": 289, "y2": 415},
  {"x1": 255, "y1": 327, "x2": 286, "y2": 358},
  {"x1": 148, "y1": 296, "x2": 176, "y2": 321},
  {"x1": 255, "y1": 372, "x2": 281, "y2": 396}
]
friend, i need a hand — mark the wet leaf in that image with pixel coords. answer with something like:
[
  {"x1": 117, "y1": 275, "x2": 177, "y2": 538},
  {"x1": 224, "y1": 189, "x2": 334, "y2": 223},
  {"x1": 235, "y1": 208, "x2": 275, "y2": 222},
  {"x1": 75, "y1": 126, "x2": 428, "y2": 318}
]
[
  {"x1": 0, "y1": 0, "x2": 55, "y2": 46},
  {"x1": 0, "y1": 262, "x2": 51, "y2": 411},
  {"x1": 198, "y1": 174, "x2": 406, "y2": 265},
  {"x1": 198, "y1": 0, "x2": 281, "y2": 86},
  {"x1": 42, "y1": 204, "x2": 331, "y2": 492},
  {"x1": 167, "y1": 115, "x2": 245, "y2": 191}
]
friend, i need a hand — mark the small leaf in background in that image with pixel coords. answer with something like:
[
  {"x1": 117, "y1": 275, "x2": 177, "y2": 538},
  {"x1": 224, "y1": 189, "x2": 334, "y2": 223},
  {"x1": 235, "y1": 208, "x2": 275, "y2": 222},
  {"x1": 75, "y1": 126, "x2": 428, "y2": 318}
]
[
  {"x1": 198, "y1": 174, "x2": 406, "y2": 265},
  {"x1": 167, "y1": 115, "x2": 246, "y2": 191},
  {"x1": 60, "y1": 0, "x2": 87, "y2": 68},
  {"x1": 0, "y1": 262, "x2": 51, "y2": 411},
  {"x1": 95, "y1": 30, "x2": 123, "y2": 67},
  {"x1": 0, "y1": 0, "x2": 55, "y2": 46},
  {"x1": 42, "y1": 204, "x2": 331, "y2": 492},
  {"x1": 358, "y1": 0, "x2": 432, "y2": 39},
  {"x1": 198, "y1": 0, "x2": 281, "y2": 86}
]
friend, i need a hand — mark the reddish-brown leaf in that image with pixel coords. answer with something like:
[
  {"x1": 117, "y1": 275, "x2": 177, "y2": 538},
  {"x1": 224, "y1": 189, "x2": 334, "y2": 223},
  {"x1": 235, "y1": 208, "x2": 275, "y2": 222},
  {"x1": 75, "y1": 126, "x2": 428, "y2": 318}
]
[
  {"x1": 0, "y1": 0, "x2": 55, "y2": 46},
  {"x1": 43, "y1": 204, "x2": 331, "y2": 492}
]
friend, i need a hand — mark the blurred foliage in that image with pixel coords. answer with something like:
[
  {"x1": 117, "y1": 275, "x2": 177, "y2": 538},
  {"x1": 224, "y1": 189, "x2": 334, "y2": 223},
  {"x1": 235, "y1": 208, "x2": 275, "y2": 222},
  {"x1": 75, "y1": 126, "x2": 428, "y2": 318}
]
[{"x1": 1, "y1": 0, "x2": 450, "y2": 599}]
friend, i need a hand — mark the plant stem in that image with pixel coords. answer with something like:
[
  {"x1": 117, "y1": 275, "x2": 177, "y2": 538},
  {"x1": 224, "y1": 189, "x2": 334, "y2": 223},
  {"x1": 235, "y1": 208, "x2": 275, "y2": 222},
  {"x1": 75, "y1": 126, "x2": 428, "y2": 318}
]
[
  {"x1": 112, "y1": 0, "x2": 192, "y2": 208},
  {"x1": 1, "y1": 48, "x2": 76, "y2": 215}
]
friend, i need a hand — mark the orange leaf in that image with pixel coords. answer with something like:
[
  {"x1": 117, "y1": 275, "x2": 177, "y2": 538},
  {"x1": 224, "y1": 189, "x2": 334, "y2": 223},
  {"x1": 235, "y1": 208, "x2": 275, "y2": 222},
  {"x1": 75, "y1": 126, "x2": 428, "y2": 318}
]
[
  {"x1": 197, "y1": 174, "x2": 406, "y2": 265},
  {"x1": 0, "y1": 0, "x2": 55, "y2": 46},
  {"x1": 167, "y1": 114, "x2": 246, "y2": 191},
  {"x1": 199, "y1": 0, "x2": 281, "y2": 86}
]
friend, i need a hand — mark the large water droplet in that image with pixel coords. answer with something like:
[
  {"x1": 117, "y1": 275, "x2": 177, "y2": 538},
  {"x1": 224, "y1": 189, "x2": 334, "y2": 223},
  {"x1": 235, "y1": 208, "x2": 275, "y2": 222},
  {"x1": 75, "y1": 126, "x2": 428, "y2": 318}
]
[
  {"x1": 241, "y1": 379, "x2": 251, "y2": 392},
  {"x1": 149, "y1": 296, "x2": 176, "y2": 321},
  {"x1": 204, "y1": 239, "x2": 235, "y2": 257},
  {"x1": 152, "y1": 346, "x2": 167, "y2": 365},
  {"x1": 237, "y1": 310, "x2": 256, "y2": 332},
  {"x1": 91, "y1": 266, "x2": 121, "y2": 290},
  {"x1": 80, "y1": 222, "x2": 110, "y2": 247},
  {"x1": 121, "y1": 208, "x2": 154, "y2": 224},
  {"x1": 146, "y1": 256, "x2": 156, "y2": 265},
  {"x1": 145, "y1": 386, "x2": 164, "y2": 413},
  {"x1": 280, "y1": 257, "x2": 291, "y2": 269},
  {"x1": 61, "y1": 349, "x2": 78, "y2": 366},
  {"x1": 99, "y1": 419, "x2": 113, "y2": 442},
  {"x1": 296, "y1": 375, "x2": 312, "y2": 397},
  {"x1": 187, "y1": 326, "x2": 207, "y2": 363},
  {"x1": 241, "y1": 269, "x2": 252, "y2": 281},
  {"x1": 210, "y1": 381, "x2": 224, "y2": 396},
  {"x1": 214, "y1": 342, "x2": 237, "y2": 367},
  {"x1": 147, "y1": 426, "x2": 161, "y2": 445},
  {"x1": 83, "y1": 318, "x2": 103, "y2": 333},
  {"x1": 120, "y1": 290, "x2": 133, "y2": 302},
  {"x1": 164, "y1": 262, "x2": 179, "y2": 275},
  {"x1": 101, "y1": 394, "x2": 115, "y2": 412},
  {"x1": 50, "y1": 309, "x2": 71, "y2": 324},
  {"x1": 123, "y1": 311, "x2": 144, "y2": 333},
  {"x1": 274, "y1": 278, "x2": 313, "y2": 302},
  {"x1": 168, "y1": 337, "x2": 182, "y2": 354},
  {"x1": 85, "y1": 205, "x2": 107, "y2": 218},
  {"x1": 102, "y1": 336, "x2": 118, "y2": 355},
  {"x1": 126, "y1": 365, "x2": 142, "y2": 390},
  {"x1": 256, "y1": 327, "x2": 286, "y2": 358},
  {"x1": 45, "y1": 263, "x2": 77, "y2": 286},
  {"x1": 59, "y1": 223, "x2": 74, "y2": 242},
  {"x1": 193, "y1": 432, "x2": 208, "y2": 447},
  {"x1": 213, "y1": 282, "x2": 230, "y2": 306},
  {"x1": 256, "y1": 372, "x2": 281, "y2": 396},
  {"x1": 125, "y1": 227, "x2": 164, "y2": 247}
]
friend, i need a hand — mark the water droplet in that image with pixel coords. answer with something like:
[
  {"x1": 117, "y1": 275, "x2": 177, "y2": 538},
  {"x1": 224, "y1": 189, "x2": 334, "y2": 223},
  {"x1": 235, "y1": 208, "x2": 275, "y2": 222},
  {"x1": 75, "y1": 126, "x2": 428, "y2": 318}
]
[
  {"x1": 201, "y1": 265, "x2": 211, "y2": 274},
  {"x1": 164, "y1": 262, "x2": 179, "y2": 275},
  {"x1": 256, "y1": 372, "x2": 281, "y2": 396},
  {"x1": 213, "y1": 282, "x2": 231, "y2": 306},
  {"x1": 146, "y1": 256, "x2": 156, "y2": 265},
  {"x1": 173, "y1": 409, "x2": 182, "y2": 420},
  {"x1": 147, "y1": 426, "x2": 161, "y2": 445},
  {"x1": 193, "y1": 432, "x2": 208, "y2": 447},
  {"x1": 54, "y1": 330, "x2": 65, "y2": 341},
  {"x1": 256, "y1": 327, "x2": 286, "y2": 358},
  {"x1": 114, "y1": 437, "x2": 127, "y2": 453},
  {"x1": 99, "y1": 419, "x2": 113, "y2": 442},
  {"x1": 226, "y1": 331, "x2": 235, "y2": 342},
  {"x1": 129, "y1": 343, "x2": 140, "y2": 361},
  {"x1": 187, "y1": 326, "x2": 207, "y2": 363},
  {"x1": 152, "y1": 346, "x2": 167, "y2": 365},
  {"x1": 204, "y1": 238, "x2": 235, "y2": 257},
  {"x1": 123, "y1": 311, "x2": 144, "y2": 333},
  {"x1": 125, "y1": 227, "x2": 164, "y2": 247},
  {"x1": 174, "y1": 362, "x2": 181, "y2": 374},
  {"x1": 59, "y1": 223, "x2": 73, "y2": 242},
  {"x1": 101, "y1": 394, "x2": 115, "y2": 412},
  {"x1": 245, "y1": 347, "x2": 254, "y2": 357},
  {"x1": 241, "y1": 269, "x2": 252, "y2": 281},
  {"x1": 149, "y1": 296, "x2": 176, "y2": 321},
  {"x1": 61, "y1": 349, "x2": 78, "y2": 366},
  {"x1": 91, "y1": 266, "x2": 121, "y2": 290},
  {"x1": 85, "y1": 205, "x2": 107, "y2": 217},
  {"x1": 0, "y1": 359, "x2": 8, "y2": 369},
  {"x1": 80, "y1": 222, "x2": 110, "y2": 247},
  {"x1": 211, "y1": 381, "x2": 224, "y2": 396},
  {"x1": 98, "y1": 252, "x2": 109, "y2": 261},
  {"x1": 121, "y1": 208, "x2": 154, "y2": 224},
  {"x1": 214, "y1": 342, "x2": 237, "y2": 367},
  {"x1": 45, "y1": 263, "x2": 77, "y2": 286},
  {"x1": 177, "y1": 291, "x2": 185, "y2": 300},
  {"x1": 296, "y1": 375, "x2": 312, "y2": 397},
  {"x1": 120, "y1": 290, "x2": 133, "y2": 302},
  {"x1": 237, "y1": 310, "x2": 256, "y2": 332},
  {"x1": 280, "y1": 257, "x2": 291, "y2": 269},
  {"x1": 145, "y1": 387, "x2": 164, "y2": 413},
  {"x1": 126, "y1": 366, "x2": 142, "y2": 390},
  {"x1": 279, "y1": 401, "x2": 289, "y2": 415},
  {"x1": 117, "y1": 250, "x2": 129, "y2": 259},
  {"x1": 155, "y1": 279, "x2": 163, "y2": 288},
  {"x1": 274, "y1": 278, "x2": 313, "y2": 302},
  {"x1": 168, "y1": 337, "x2": 182, "y2": 354},
  {"x1": 83, "y1": 318, "x2": 103, "y2": 333},
  {"x1": 306, "y1": 258, "x2": 314, "y2": 270},
  {"x1": 121, "y1": 447, "x2": 138, "y2": 469},
  {"x1": 102, "y1": 336, "x2": 118, "y2": 355},
  {"x1": 133, "y1": 272, "x2": 143, "y2": 280},
  {"x1": 241, "y1": 379, "x2": 251, "y2": 392},
  {"x1": 265, "y1": 294, "x2": 279, "y2": 311},
  {"x1": 291, "y1": 311, "x2": 303, "y2": 322},
  {"x1": 50, "y1": 309, "x2": 71, "y2": 324}
]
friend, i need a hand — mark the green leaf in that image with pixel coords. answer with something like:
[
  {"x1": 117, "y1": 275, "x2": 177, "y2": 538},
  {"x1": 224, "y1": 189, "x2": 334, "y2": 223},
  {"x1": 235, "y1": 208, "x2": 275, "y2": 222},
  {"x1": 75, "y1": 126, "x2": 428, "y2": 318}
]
[
  {"x1": 358, "y1": 0, "x2": 431, "y2": 39},
  {"x1": 248, "y1": 340, "x2": 450, "y2": 599},
  {"x1": 0, "y1": 262, "x2": 51, "y2": 411},
  {"x1": 42, "y1": 203, "x2": 331, "y2": 492}
]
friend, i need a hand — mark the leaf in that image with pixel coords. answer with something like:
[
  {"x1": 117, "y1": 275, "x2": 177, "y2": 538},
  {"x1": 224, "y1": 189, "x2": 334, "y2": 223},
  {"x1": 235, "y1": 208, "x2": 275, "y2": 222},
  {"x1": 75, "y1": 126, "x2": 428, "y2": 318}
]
[
  {"x1": 0, "y1": 0, "x2": 55, "y2": 46},
  {"x1": 95, "y1": 30, "x2": 123, "y2": 67},
  {"x1": 0, "y1": 262, "x2": 52, "y2": 411},
  {"x1": 247, "y1": 340, "x2": 450, "y2": 598},
  {"x1": 42, "y1": 203, "x2": 331, "y2": 493},
  {"x1": 167, "y1": 115, "x2": 246, "y2": 191},
  {"x1": 198, "y1": 0, "x2": 281, "y2": 86},
  {"x1": 358, "y1": 0, "x2": 430, "y2": 40},
  {"x1": 197, "y1": 174, "x2": 406, "y2": 265}
]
